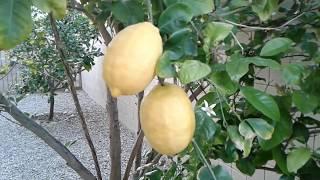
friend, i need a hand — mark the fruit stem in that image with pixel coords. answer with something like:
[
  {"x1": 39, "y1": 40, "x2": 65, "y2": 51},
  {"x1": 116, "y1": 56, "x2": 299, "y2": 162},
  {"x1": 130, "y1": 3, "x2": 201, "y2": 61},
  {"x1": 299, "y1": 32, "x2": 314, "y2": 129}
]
[
  {"x1": 158, "y1": 77, "x2": 165, "y2": 86},
  {"x1": 192, "y1": 139, "x2": 217, "y2": 180}
]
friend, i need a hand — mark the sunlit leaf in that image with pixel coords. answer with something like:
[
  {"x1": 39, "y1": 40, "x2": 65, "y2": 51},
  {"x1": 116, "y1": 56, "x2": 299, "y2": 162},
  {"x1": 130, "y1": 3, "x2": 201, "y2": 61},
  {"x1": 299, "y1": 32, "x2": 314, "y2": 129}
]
[
  {"x1": 260, "y1": 37, "x2": 293, "y2": 56},
  {"x1": 0, "y1": 0, "x2": 32, "y2": 50},
  {"x1": 32, "y1": 0, "x2": 66, "y2": 19},
  {"x1": 287, "y1": 147, "x2": 311, "y2": 173},
  {"x1": 164, "y1": 0, "x2": 214, "y2": 16},
  {"x1": 178, "y1": 60, "x2": 211, "y2": 84},
  {"x1": 241, "y1": 86, "x2": 280, "y2": 121}
]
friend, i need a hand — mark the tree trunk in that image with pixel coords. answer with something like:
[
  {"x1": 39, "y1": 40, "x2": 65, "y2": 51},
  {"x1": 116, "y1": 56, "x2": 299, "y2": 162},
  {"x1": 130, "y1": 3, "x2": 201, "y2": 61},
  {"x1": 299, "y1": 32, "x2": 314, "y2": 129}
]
[
  {"x1": 0, "y1": 93, "x2": 96, "y2": 180},
  {"x1": 49, "y1": 14, "x2": 103, "y2": 180},
  {"x1": 48, "y1": 78, "x2": 55, "y2": 121},
  {"x1": 106, "y1": 90, "x2": 121, "y2": 180}
]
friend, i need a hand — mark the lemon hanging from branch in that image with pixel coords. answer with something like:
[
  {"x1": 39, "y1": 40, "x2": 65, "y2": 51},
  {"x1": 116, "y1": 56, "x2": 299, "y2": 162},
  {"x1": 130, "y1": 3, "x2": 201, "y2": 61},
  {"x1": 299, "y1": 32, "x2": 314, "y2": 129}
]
[
  {"x1": 140, "y1": 84, "x2": 195, "y2": 155},
  {"x1": 103, "y1": 22, "x2": 163, "y2": 97}
]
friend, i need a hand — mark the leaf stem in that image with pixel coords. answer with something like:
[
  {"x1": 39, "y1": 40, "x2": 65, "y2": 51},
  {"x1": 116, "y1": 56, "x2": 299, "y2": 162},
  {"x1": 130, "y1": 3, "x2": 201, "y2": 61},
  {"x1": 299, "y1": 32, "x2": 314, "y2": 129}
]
[
  {"x1": 230, "y1": 31, "x2": 244, "y2": 55},
  {"x1": 192, "y1": 139, "x2": 217, "y2": 180}
]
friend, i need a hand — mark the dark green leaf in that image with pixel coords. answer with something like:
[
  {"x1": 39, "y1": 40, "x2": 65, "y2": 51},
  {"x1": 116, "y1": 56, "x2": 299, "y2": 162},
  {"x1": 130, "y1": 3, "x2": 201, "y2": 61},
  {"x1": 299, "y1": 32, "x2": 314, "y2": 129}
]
[
  {"x1": 259, "y1": 110, "x2": 292, "y2": 150},
  {"x1": 197, "y1": 92, "x2": 218, "y2": 106},
  {"x1": 195, "y1": 109, "x2": 220, "y2": 142},
  {"x1": 197, "y1": 165, "x2": 232, "y2": 180},
  {"x1": 178, "y1": 60, "x2": 211, "y2": 84},
  {"x1": 0, "y1": 0, "x2": 32, "y2": 50},
  {"x1": 32, "y1": 0, "x2": 66, "y2": 19},
  {"x1": 165, "y1": 28, "x2": 197, "y2": 58},
  {"x1": 208, "y1": 71, "x2": 238, "y2": 95},
  {"x1": 158, "y1": 3, "x2": 193, "y2": 34},
  {"x1": 246, "y1": 118, "x2": 274, "y2": 140},
  {"x1": 272, "y1": 146, "x2": 289, "y2": 175},
  {"x1": 302, "y1": 70, "x2": 320, "y2": 98},
  {"x1": 292, "y1": 122, "x2": 309, "y2": 143},
  {"x1": 156, "y1": 51, "x2": 177, "y2": 78},
  {"x1": 236, "y1": 158, "x2": 255, "y2": 176},
  {"x1": 260, "y1": 37, "x2": 293, "y2": 56},
  {"x1": 301, "y1": 41, "x2": 318, "y2": 57},
  {"x1": 279, "y1": 175, "x2": 294, "y2": 180},
  {"x1": 164, "y1": 0, "x2": 214, "y2": 16},
  {"x1": 292, "y1": 91, "x2": 318, "y2": 114},
  {"x1": 287, "y1": 147, "x2": 311, "y2": 173},
  {"x1": 226, "y1": 54, "x2": 249, "y2": 81},
  {"x1": 281, "y1": 64, "x2": 304, "y2": 85},
  {"x1": 241, "y1": 86, "x2": 280, "y2": 121},
  {"x1": 111, "y1": 1, "x2": 144, "y2": 25}
]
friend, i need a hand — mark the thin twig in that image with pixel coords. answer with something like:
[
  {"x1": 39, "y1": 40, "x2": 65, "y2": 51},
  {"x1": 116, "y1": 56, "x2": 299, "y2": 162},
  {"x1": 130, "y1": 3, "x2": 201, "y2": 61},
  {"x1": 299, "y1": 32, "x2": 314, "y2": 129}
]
[
  {"x1": 192, "y1": 139, "x2": 217, "y2": 180},
  {"x1": 230, "y1": 31, "x2": 244, "y2": 55},
  {"x1": 224, "y1": 20, "x2": 281, "y2": 31},
  {"x1": 279, "y1": 12, "x2": 305, "y2": 28},
  {"x1": 49, "y1": 14, "x2": 102, "y2": 180}
]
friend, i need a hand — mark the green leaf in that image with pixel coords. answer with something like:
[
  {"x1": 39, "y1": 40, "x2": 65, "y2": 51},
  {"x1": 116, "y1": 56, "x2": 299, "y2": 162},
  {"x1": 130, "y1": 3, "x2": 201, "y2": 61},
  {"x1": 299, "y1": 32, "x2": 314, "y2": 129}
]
[
  {"x1": 246, "y1": 118, "x2": 274, "y2": 140},
  {"x1": 272, "y1": 146, "x2": 289, "y2": 175},
  {"x1": 203, "y1": 22, "x2": 233, "y2": 48},
  {"x1": 226, "y1": 54, "x2": 249, "y2": 81},
  {"x1": 156, "y1": 51, "x2": 177, "y2": 78},
  {"x1": 165, "y1": 28, "x2": 197, "y2": 58},
  {"x1": 279, "y1": 175, "x2": 295, "y2": 180},
  {"x1": 197, "y1": 165, "x2": 232, "y2": 180},
  {"x1": 32, "y1": 0, "x2": 66, "y2": 19},
  {"x1": 259, "y1": 110, "x2": 292, "y2": 150},
  {"x1": 292, "y1": 122, "x2": 309, "y2": 143},
  {"x1": 241, "y1": 86, "x2": 280, "y2": 121},
  {"x1": 158, "y1": 3, "x2": 193, "y2": 34},
  {"x1": 287, "y1": 147, "x2": 311, "y2": 173},
  {"x1": 226, "y1": 56, "x2": 281, "y2": 81},
  {"x1": 178, "y1": 60, "x2": 211, "y2": 84},
  {"x1": 260, "y1": 37, "x2": 293, "y2": 56},
  {"x1": 252, "y1": 0, "x2": 279, "y2": 21},
  {"x1": 281, "y1": 64, "x2": 304, "y2": 85},
  {"x1": 164, "y1": 0, "x2": 214, "y2": 16},
  {"x1": 0, "y1": 0, "x2": 32, "y2": 50},
  {"x1": 292, "y1": 91, "x2": 318, "y2": 114},
  {"x1": 239, "y1": 121, "x2": 256, "y2": 139},
  {"x1": 227, "y1": 126, "x2": 252, "y2": 157},
  {"x1": 195, "y1": 109, "x2": 220, "y2": 142},
  {"x1": 208, "y1": 71, "x2": 238, "y2": 95},
  {"x1": 236, "y1": 158, "x2": 255, "y2": 176},
  {"x1": 244, "y1": 57, "x2": 281, "y2": 70},
  {"x1": 111, "y1": 1, "x2": 144, "y2": 25}
]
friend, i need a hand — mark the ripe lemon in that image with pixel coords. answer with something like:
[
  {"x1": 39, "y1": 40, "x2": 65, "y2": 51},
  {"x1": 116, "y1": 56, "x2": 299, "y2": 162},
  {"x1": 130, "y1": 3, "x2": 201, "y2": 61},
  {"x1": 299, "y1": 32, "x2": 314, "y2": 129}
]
[
  {"x1": 103, "y1": 22, "x2": 163, "y2": 97},
  {"x1": 140, "y1": 84, "x2": 195, "y2": 155}
]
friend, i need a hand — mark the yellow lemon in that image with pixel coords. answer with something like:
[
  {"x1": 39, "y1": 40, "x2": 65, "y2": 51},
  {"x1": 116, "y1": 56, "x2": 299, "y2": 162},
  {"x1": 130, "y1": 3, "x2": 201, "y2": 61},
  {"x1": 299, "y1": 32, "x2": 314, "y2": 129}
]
[
  {"x1": 140, "y1": 84, "x2": 195, "y2": 155},
  {"x1": 103, "y1": 22, "x2": 163, "y2": 97}
]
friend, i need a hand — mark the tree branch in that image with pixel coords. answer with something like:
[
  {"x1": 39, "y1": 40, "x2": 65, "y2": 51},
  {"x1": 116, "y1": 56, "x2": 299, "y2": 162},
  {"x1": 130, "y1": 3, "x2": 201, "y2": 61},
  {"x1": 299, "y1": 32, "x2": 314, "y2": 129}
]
[
  {"x1": 0, "y1": 93, "x2": 96, "y2": 180},
  {"x1": 123, "y1": 130, "x2": 144, "y2": 180},
  {"x1": 49, "y1": 14, "x2": 103, "y2": 180}
]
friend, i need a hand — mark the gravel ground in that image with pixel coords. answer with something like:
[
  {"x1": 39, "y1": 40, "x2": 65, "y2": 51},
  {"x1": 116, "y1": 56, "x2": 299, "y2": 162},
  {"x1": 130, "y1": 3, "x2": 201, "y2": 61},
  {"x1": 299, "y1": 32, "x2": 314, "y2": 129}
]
[{"x1": 0, "y1": 90, "x2": 144, "y2": 180}]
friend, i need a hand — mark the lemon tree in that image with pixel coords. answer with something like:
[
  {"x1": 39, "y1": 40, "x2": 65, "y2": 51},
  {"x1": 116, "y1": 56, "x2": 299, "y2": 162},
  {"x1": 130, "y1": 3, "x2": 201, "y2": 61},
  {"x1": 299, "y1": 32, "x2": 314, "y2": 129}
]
[{"x1": 0, "y1": 0, "x2": 320, "y2": 180}]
